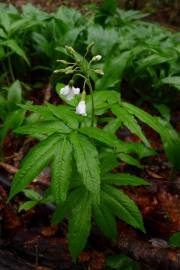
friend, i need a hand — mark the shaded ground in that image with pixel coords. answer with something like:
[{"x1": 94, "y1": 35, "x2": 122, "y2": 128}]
[{"x1": 0, "y1": 1, "x2": 180, "y2": 270}]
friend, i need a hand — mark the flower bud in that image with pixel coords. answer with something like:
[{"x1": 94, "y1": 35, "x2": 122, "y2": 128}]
[
  {"x1": 56, "y1": 59, "x2": 69, "y2": 65},
  {"x1": 65, "y1": 45, "x2": 75, "y2": 55},
  {"x1": 91, "y1": 55, "x2": 102, "y2": 62},
  {"x1": 54, "y1": 69, "x2": 66, "y2": 73},
  {"x1": 94, "y1": 69, "x2": 104, "y2": 76}
]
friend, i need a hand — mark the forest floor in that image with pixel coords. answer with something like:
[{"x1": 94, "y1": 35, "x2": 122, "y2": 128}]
[{"x1": 0, "y1": 1, "x2": 180, "y2": 270}]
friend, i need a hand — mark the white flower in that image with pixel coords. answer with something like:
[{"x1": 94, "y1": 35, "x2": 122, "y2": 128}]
[
  {"x1": 76, "y1": 100, "x2": 87, "y2": 116},
  {"x1": 60, "y1": 85, "x2": 80, "y2": 100}
]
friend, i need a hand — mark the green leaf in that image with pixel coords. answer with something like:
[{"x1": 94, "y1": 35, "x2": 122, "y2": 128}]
[
  {"x1": 137, "y1": 54, "x2": 170, "y2": 71},
  {"x1": 51, "y1": 203, "x2": 67, "y2": 225},
  {"x1": 102, "y1": 173, "x2": 149, "y2": 186},
  {"x1": 51, "y1": 187, "x2": 86, "y2": 225},
  {"x1": 1, "y1": 39, "x2": 29, "y2": 64},
  {"x1": 8, "y1": 134, "x2": 61, "y2": 201},
  {"x1": 123, "y1": 102, "x2": 180, "y2": 168},
  {"x1": 154, "y1": 104, "x2": 170, "y2": 122},
  {"x1": 51, "y1": 138, "x2": 72, "y2": 203},
  {"x1": 95, "y1": 50, "x2": 131, "y2": 90},
  {"x1": 7, "y1": 80, "x2": 22, "y2": 111},
  {"x1": 20, "y1": 104, "x2": 56, "y2": 120},
  {"x1": 103, "y1": 118, "x2": 122, "y2": 134},
  {"x1": 100, "y1": 0, "x2": 117, "y2": 14},
  {"x1": 122, "y1": 102, "x2": 162, "y2": 134},
  {"x1": 169, "y1": 232, "x2": 180, "y2": 248},
  {"x1": 100, "y1": 151, "x2": 119, "y2": 174},
  {"x1": 70, "y1": 133, "x2": 100, "y2": 199},
  {"x1": 23, "y1": 189, "x2": 41, "y2": 201},
  {"x1": 102, "y1": 185, "x2": 145, "y2": 232},
  {"x1": 106, "y1": 254, "x2": 139, "y2": 270},
  {"x1": 15, "y1": 120, "x2": 71, "y2": 136},
  {"x1": 93, "y1": 201, "x2": 117, "y2": 240},
  {"x1": 87, "y1": 26, "x2": 118, "y2": 57},
  {"x1": 118, "y1": 153, "x2": 142, "y2": 168},
  {"x1": 46, "y1": 103, "x2": 79, "y2": 129},
  {"x1": 161, "y1": 76, "x2": 180, "y2": 90},
  {"x1": 159, "y1": 120, "x2": 180, "y2": 169},
  {"x1": 112, "y1": 104, "x2": 150, "y2": 147},
  {"x1": 18, "y1": 201, "x2": 37, "y2": 212},
  {"x1": 68, "y1": 190, "x2": 91, "y2": 260},
  {"x1": 0, "y1": 109, "x2": 25, "y2": 144},
  {"x1": 79, "y1": 127, "x2": 119, "y2": 148}
]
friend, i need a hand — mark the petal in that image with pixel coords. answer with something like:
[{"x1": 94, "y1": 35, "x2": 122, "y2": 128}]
[
  {"x1": 66, "y1": 92, "x2": 75, "y2": 100},
  {"x1": 60, "y1": 85, "x2": 70, "y2": 95},
  {"x1": 72, "y1": 87, "x2": 80, "y2": 95},
  {"x1": 76, "y1": 100, "x2": 87, "y2": 116}
]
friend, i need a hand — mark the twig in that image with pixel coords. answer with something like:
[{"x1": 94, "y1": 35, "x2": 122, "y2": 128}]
[{"x1": 0, "y1": 162, "x2": 18, "y2": 174}]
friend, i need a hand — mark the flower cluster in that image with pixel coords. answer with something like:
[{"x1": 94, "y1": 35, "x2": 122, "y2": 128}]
[
  {"x1": 55, "y1": 47, "x2": 103, "y2": 119},
  {"x1": 60, "y1": 85, "x2": 87, "y2": 116}
]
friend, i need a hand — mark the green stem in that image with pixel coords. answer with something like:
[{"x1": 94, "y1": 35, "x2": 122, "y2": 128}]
[{"x1": 87, "y1": 78, "x2": 95, "y2": 127}]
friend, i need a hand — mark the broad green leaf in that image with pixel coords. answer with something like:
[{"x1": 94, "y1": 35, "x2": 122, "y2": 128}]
[
  {"x1": 95, "y1": 50, "x2": 131, "y2": 90},
  {"x1": 0, "y1": 13, "x2": 11, "y2": 32},
  {"x1": 15, "y1": 120, "x2": 71, "y2": 136},
  {"x1": 87, "y1": 25, "x2": 118, "y2": 57},
  {"x1": 102, "y1": 173, "x2": 149, "y2": 186},
  {"x1": 137, "y1": 54, "x2": 171, "y2": 71},
  {"x1": 93, "y1": 202, "x2": 117, "y2": 240},
  {"x1": 19, "y1": 201, "x2": 37, "y2": 212},
  {"x1": 51, "y1": 139, "x2": 72, "y2": 203},
  {"x1": 112, "y1": 104, "x2": 150, "y2": 147},
  {"x1": 102, "y1": 185, "x2": 145, "y2": 232},
  {"x1": 70, "y1": 133, "x2": 100, "y2": 199},
  {"x1": 169, "y1": 232, "x2": 180, "y2": 248},
  {"x1": 23, "y1": 189, "x2": 41, "y2": 201},
  {"x1": 68, "y1": 190, "x2": 91, "y2": 260},
  {"x1": 46, "y1": 103, "x2": 79, "y2": 129},
  {"x1": 1, "y1": 39, "x2": 29, "y2": 64},
  {"x1": 55, "y1": 6, "x2": 82, "y2": 28},
  {"x1": 161, "y1": 76, "x2": 180, "y2": 90},
  {"x1": 7, "y1": 80, "x2": 22, "y2": 110},
  {"x1": 8, "y1": 134, "x2": 62, "y2": 201},
  {"x1": 100, "y1": 0, "x2": 117, "y2": 14}
]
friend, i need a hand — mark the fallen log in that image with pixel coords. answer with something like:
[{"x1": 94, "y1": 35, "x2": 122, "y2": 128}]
[{"x1": 116, "y1": 232, "x2": 180, "y2": 270}]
